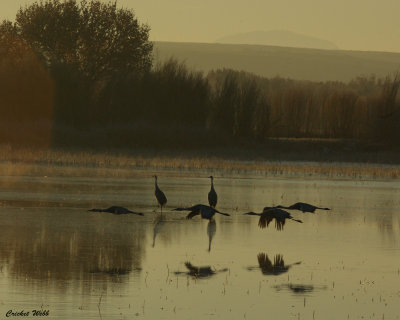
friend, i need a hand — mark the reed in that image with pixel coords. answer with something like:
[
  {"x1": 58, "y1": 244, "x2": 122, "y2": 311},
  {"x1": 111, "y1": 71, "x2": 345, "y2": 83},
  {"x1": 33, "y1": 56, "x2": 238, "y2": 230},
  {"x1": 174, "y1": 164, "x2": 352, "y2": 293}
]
[{"x1": 1, "y1": 145, "x2": 399, "y2": 179}]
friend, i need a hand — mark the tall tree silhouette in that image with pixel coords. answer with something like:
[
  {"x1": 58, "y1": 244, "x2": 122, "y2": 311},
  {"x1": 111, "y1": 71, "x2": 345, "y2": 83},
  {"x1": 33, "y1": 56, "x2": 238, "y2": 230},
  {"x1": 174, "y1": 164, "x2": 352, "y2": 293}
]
[{"x1": 14, "y1": 0, "x2": 152, "y2": 81}]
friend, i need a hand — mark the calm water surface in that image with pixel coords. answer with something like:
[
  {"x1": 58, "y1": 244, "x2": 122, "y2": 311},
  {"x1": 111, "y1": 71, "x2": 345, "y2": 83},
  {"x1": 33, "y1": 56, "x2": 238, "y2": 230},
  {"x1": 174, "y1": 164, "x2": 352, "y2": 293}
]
[{"x1": 0, "y1": 168, "x2": 399, "y2": 319}]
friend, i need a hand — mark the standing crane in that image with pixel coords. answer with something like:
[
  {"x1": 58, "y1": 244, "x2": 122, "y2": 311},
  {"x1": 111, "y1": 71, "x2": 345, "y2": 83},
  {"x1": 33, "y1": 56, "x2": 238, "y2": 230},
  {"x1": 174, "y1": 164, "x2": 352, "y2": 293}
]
[
  {"x1": 154, "y1": 175, "x2": 167, "y2": 214},
  {"x1": 208, "y1": 176, "x2": 218, "y2": 208}
]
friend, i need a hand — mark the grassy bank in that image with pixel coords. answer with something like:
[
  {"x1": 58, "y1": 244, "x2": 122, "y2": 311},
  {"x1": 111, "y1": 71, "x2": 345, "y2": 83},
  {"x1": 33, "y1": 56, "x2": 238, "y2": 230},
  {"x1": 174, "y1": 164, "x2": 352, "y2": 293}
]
[{"x1": 1, "y1": 142, "x2": 399, "y2": 180}]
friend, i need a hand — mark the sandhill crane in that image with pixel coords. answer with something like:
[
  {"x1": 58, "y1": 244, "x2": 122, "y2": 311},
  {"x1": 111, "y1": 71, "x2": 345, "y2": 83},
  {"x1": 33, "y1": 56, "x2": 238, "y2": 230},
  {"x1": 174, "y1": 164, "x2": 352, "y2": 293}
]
[
  {"x1": 248, "y1": 253, "x2": 301, "y2": 276},
  {"x1": 276, "y1": 202, "x2": 330, "y2": 213},
  {"x1": 208, "y1": 176, "x2": 218, "y2": 208},
  {"x1": 262, "y1": 207, "x2": 303, "y2": 221},
  {"x1": 88, "y1": 206, "x2": 144, "y2": 216},
  {"x1": 244, "y1": 207, "x2": 302, "y2": 230},
  {"x1": 154, "y1": 175, "x2": 167, "y2": 213},
  {"x1": 174, "y1": 204, "x2": 230, "y2": 220}
]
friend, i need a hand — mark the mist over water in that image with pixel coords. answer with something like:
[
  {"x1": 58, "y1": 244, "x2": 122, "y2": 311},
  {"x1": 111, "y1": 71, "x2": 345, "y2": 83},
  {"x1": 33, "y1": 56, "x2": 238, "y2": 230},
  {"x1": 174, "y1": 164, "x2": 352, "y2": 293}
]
[{"x1": 0, "y1": 168, "x2": 399, "y2": 319}]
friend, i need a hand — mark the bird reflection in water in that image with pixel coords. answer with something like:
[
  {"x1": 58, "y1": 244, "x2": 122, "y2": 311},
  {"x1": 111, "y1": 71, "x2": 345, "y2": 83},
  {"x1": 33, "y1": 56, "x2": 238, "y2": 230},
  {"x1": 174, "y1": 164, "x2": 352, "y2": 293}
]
[
  {"x1": 152, "y1": 213, "x2": 166, "y2": 248},
  {"x1": 248, "y1": 253, "x2": 301, "y2": 276},
  {"x1": 184, "y1": 262, "x2": 215, "y2": 278},
  {"x1": 207, "y1": 219, "x2": 216, "y2": 252},
  {"x1": 175, "y1": 262, "x2": 228, "y2": 279},
  {"x1": 274, "y1": 283, "x2": 316, "y2": 294},
  {"x1": 244, "y1": 207, "x2": 302, "y2": 231}
]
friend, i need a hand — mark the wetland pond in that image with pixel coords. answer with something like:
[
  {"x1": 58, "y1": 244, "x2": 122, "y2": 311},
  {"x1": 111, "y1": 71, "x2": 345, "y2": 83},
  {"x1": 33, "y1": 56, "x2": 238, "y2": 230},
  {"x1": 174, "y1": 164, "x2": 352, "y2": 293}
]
[{"x1": 0, "y1": 166, "x2": 399, "y2": 319}]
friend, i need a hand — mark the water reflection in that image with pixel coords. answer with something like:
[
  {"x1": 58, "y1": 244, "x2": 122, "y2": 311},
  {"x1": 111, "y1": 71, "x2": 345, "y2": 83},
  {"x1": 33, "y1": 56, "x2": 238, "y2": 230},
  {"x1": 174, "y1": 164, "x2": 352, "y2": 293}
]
[
  {"x1": 207, "y1": 220, "x2": 216, "y2": 252},
  {"x1": 247, "y1": 253, "x2": 301, "y2": 276},
  {"x1": 152, "y1": 213, "x2": 166, "y2": 248},
  {"x1": 0, "y1": 209, "x2": 146, "y2": 291},
  {"x1": 175, "y1": 261, "x2": 228, "y2": 279},
  {"x1": 2, "y1": 172, "x2": 400, "y2": 320},
  {"x1": 89, "y1": 267, "x2": 134, "y2": 276},
  {"x1": 274, "y1": 283, "x2": 327, "y2": 295}
]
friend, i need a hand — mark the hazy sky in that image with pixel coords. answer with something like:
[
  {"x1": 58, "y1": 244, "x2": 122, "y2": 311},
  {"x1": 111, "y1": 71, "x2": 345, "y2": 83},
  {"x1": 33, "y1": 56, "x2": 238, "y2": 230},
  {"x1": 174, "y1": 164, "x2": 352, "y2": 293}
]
[{"x1": 1, "y1": 0, "x2": 400, "y2": 52}]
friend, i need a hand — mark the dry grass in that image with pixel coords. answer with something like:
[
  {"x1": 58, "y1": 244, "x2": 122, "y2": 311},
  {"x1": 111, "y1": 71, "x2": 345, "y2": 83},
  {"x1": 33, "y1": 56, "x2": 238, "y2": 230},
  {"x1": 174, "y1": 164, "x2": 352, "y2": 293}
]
[{"x1": 1, "y1": 145, "x2": 399, "y2": 180}]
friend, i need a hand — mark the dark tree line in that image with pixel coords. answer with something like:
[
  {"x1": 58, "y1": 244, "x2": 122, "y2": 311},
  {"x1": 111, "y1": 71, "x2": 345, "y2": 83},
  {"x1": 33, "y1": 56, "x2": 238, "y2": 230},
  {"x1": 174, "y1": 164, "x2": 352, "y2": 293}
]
[{"x1": 0, "y1": 0, "x2": 399, "y2": 148}]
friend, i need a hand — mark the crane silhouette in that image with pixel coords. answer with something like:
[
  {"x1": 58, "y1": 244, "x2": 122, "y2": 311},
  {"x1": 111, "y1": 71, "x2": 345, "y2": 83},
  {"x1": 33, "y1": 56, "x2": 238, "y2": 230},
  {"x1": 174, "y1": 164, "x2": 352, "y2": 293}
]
[
  {"x1": 88, "y1": 206, "x2": 144, "y2": 216},
  {"x1": 174, "y1": 204, "x2": 230, "y2": 220},
  {"x1": 276, "y1": 202, "x2": 330, "y2": 213},
  {"x1": 153, "y1": 175, "x2": 167, "y2": 214},
  {"x1": 244, "y1": 207, "x2": 302, "y2": 230},
  {"x1": 208, "y1": 176, "x2": 218, "y2": 208}
]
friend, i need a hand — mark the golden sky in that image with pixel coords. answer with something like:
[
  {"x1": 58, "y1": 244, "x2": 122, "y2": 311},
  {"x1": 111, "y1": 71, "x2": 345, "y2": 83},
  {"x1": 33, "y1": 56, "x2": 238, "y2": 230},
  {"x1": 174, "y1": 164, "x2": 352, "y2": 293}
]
[{"x1": 1, "y1": 0, "x2": 400, "y2": 52}]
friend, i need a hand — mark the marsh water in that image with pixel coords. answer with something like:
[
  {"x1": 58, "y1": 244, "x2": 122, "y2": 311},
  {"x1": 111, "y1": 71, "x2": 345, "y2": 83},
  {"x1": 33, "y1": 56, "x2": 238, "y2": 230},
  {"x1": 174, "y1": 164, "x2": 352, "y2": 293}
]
[{"x1": 0, "y1": 167, "x2": 399, "y2": 319}]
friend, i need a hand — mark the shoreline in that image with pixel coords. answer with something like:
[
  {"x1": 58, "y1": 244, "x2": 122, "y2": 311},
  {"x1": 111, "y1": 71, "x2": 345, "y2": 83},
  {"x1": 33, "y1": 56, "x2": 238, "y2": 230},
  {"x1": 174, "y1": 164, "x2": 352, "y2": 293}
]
[{"x1": 1, "y1": 144, "x2": 400, "y2": 180}]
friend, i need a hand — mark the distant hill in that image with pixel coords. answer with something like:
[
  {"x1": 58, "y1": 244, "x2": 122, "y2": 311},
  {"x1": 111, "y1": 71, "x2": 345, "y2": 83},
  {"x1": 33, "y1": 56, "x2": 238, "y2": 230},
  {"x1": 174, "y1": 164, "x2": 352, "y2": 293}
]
[
  {"x1": 153, "y1": 41, "x2": 400, "y2": 82},
  {"x1": 216, "y1": 30, "x2": 339, "y2": 50}
]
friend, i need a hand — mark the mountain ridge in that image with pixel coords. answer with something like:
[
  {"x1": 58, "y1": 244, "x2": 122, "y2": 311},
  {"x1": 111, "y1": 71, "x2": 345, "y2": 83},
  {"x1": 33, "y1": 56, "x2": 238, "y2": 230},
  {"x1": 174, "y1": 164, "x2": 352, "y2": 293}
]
[
  {"x1": 215, "y1": 30, "x2": 339, "y2": 50},
  {"x1": 153, "y1": 41, "x2": 400, "y2": 82}
]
